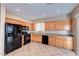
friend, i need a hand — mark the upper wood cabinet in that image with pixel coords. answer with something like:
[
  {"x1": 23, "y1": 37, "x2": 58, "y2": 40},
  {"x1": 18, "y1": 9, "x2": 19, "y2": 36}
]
[
  {"x1": 45, "y1": 19, "x2": 71, "y2": 30},
  {"x1": 5, "y1": 17, "x2": 29, "y2": 26},
  {"x1": 45, "y1": 22, "x2": 49, "y2": 30},
  {"x1": 45, "y1": 21, "x2": 55, "y2": 30},
  {"x1": 55, "y1": 20, "x2": 71, "y2": 30},
  {"x1": 29, "y1": 23, "x2": 35, "y2": 30},
  {"x1": 64, "y1": 20, "x2": 72, "y2": 30},
  {"x1": 55, "y1": 21, "x2": 64, "y2": 30}
]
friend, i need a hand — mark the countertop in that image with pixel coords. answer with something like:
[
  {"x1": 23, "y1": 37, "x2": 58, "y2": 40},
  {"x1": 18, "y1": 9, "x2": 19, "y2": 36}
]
[{"x1": 28, "y1": 31, "x2": 73, "y2": 37}]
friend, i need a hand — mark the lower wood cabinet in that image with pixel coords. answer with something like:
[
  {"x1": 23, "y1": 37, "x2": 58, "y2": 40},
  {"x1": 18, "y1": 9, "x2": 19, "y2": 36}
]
[
  {"x1": 31, "y1": 34, "x2": 73, "y2": 50},
  {"x1": 55, "y1": 36, "x2": 64, "y2": 48},
  {"x1": 31, "y1": 34, "x2": 42, "y2": 43},
  {"x1": 48, "y1": 35, "x2": 73, "y2": 50},
  {"x1": 64, "y1": 37, "x2": 73, "y2": 50},
  {"x1": 48, "y1": 35, "x2": 56, "y2": 46}
]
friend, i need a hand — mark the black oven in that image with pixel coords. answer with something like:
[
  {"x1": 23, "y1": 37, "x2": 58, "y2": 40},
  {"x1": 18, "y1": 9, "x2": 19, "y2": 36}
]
[{"x1": 21, "y1": 26, "x2": 30, "y2": 45}]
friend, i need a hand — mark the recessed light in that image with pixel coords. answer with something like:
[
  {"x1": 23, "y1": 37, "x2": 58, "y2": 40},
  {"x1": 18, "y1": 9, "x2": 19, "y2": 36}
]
[
  {"x1": 42, "y1": 14, "x2": 46, "y2": 17},
  {"x1": 17, "y1": 9, "x2": 20, "y2": 11},
  {"x1": 57, "y1": 11, "x2": 61, "y2": 13}
]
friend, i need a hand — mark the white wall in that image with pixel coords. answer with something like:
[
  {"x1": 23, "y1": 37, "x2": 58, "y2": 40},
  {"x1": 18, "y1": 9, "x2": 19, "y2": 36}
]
[
  {"x1": 71, "y1": 5, "x2": 79, "y2": 55},
  {"x1": 0, "y1": 4, "x2": 6, "y2": 55},
  {"x1": 75, "y1": 16, "x2": 79, "y2": 55}
]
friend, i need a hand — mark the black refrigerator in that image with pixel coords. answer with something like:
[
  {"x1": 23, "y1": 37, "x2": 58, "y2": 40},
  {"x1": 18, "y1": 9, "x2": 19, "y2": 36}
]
[{"x1": 4, "y1": 24, "x2": 22, "y2": 54}]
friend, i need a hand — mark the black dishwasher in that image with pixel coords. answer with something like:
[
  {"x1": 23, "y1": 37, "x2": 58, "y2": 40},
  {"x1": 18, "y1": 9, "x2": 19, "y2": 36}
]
[{"x1": 42, "y1": 35, "x2": 48, "y2": 44}]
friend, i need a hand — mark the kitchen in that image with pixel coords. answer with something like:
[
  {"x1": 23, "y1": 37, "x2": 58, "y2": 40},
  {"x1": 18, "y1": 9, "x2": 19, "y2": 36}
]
[{"x1": 0, "y1": 3, "x2": 79, "y2": 56}]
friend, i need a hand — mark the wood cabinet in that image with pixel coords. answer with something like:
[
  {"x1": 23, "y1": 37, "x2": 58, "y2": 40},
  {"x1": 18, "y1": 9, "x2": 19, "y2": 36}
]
[
  {"x1": 64, "y1": 20, "x2": 72, "y2": 30},
  {"x1": 29, "y1": 23, "x2": 35, "y2": 30},
  {"x1": 55, "y1": 36, "x2": 73, "y2": 49},
  {"x1": 64, "y1": 37, "x2": 73, "y2": 49},
  {"x1": 55, "y1": 20, "x2": 71, "y2": 30},
  {"x1": 48, "y1": 35, "x2": 55, "y2": 46},
  {"x1": 5, "y1": 17, "x2": 30, "y2": 26},
  {"x1": 55, "y1": 21, "x2": 64, "y2": 30},
  {"x1": 45, "y1": 22, "x2": 49, "y2": 30},
  {"x1": 31, "y1": 33, "x2": 73, "y2": 50},
  {"x1": 45, "y1": 19, "x2": 71, "y2": 30},
  {"x1": 48, "y1": 35, "x2": 73, "y2": 50},
  {"x1": 50, "y1": 22, "x2": 56, "y2": 30},
  {"x1": 31, "y1": 34, "x2": 42, "y2": 43},
  {"x1": 45, "y1": 21, "x2": 55, "y2": 30},
  {"x1": 55, "y1": 36, "x2": 64, "y2": 48}
]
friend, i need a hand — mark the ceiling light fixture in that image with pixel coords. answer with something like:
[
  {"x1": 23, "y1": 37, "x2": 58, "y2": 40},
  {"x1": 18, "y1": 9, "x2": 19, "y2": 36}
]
[{"x1": 17, "y1": 9, "x2": 20, "y2": 11}]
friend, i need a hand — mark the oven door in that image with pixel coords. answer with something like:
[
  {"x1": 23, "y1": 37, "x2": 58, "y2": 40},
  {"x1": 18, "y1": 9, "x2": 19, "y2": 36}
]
[{"x1": 24, "y1": 34, "x2": 30, "y2": 45}]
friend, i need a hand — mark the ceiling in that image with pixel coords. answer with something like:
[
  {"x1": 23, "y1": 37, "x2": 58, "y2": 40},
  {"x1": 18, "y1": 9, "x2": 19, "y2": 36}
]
[{"x1": 6, "y1": 3, "x2": 78, "y2": 21}]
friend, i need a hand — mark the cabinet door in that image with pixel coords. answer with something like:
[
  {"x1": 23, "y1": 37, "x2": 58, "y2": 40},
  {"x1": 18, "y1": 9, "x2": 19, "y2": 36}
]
[
  {"x1": 36, "y1": 35, "x2": 42, "y2": 43},
  {"x1": 29, "y1": 23, "x2": 35, "y2": 30},
  {"x1": 50, "y1": 22, "x2": 55, "y2": 30},
  {"x1": 64, "y1": 37, "x2": 73, "y2": 50},
  {"x1": 55, "y1": 20, "x2": 71, "y2": 30},
  {"x1": 45, "y1": 22, "x2": 55, "y2": 30},
  {"x1": 31, "y1": 34, "x2": 42, "y2": 43},
  {"x1": 63, "y1": 20, "x2": 71, "y2": 30},
  {"x1": 49, "y1": 35, "x2": 55, "y2": 46},
  {"x1": 55, "y1": 21, "x2": 64, "y2": 30},
  {"x1": 55, "y1": 36, "x2": 64, "y2": 48},
  {"x1": 45, "y1": 22, "x2": 49, "y2": 30}
]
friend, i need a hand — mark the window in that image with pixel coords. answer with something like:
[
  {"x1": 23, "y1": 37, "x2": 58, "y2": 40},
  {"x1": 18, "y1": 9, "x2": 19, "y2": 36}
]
[{"x1": 35, "y1": 23, "x2": 45, "y2": 31}]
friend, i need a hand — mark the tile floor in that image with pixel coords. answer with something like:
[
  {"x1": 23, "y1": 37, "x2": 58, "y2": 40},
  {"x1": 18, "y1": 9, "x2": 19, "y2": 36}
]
[{"x1": 6, "y1": 42, "x2": 75, "y2": 56}]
